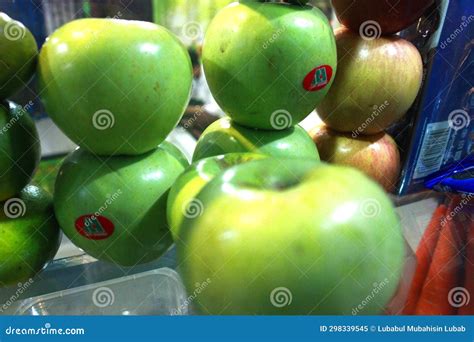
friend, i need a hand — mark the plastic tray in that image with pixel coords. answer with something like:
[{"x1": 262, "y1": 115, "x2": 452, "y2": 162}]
[{"x1": 15, "y1": 268, "x2": 188, "y2": 316}]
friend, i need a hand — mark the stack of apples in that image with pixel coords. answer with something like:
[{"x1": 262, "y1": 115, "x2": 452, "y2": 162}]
[
  {"x1": 0, "y1": 13, "x2": 61, "y2": 286},
  {"x1": 308, "y1": 0, "x2": 432, "y2": 192},
  {"x1": 38, "y1": 18, "x2": 194, "y2": 266},
  {"x1": 170, "y1": 0, "x2": 407, "y2": 315}
]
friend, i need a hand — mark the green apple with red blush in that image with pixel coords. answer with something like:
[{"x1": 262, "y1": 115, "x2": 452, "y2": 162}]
[
  {"x1": 308, "y1": 123, "x2": 401, "y2": 192},
  {"x1": 316, "y1": 28, "x2": 423, "y2": 135}
]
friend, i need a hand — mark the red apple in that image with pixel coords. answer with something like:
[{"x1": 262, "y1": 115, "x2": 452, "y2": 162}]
[
  {"x1": 316, "y1": 28, "x2": 423, "y2": 135},
  {"x1": 308, "y1": 123, "x2": 401, "y2": 192},
  {"x1": 332, "y1": 0, "x2": 434, "y2": 35}
]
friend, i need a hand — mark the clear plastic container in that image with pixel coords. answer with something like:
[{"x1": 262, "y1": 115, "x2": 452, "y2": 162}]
[{"x1": 15, "y1": 268, "x2": 188, "y2": 316}]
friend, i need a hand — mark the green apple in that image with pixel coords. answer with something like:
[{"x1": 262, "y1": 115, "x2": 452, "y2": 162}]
[
  {"x1": 203, "y1": 2, "x2": 336, "y2": 130},
  {"x1": 309, "y1": 123, "x2": 401, "y2": 192},
  {"x1": 54, "y1": 142, "x2": 188, "y2": 266},
  {"x1": 167, "y1": 153, "x2": 267, "y2": 240},
  {"x1": 38, "y1": 18, "x2": 192, "y2": 156},
  {"x1": 178, "y1": 159, "x2": 405, "y2": 314},
  {"x1": 0, "y1": 13, "x2": 38, "y2": 99},
  {"x1": 0, "y1": 185, "x2": 61, "y2": 286},
  {"x1": 192, "y1": 117, "x2": 320, "y2": 162},
  {"x1": 0, "y1": 101, "x2": 41, "y2": 201},
  {"x1": 317, "y1": 28, "x2": 423, "y2": 135}
]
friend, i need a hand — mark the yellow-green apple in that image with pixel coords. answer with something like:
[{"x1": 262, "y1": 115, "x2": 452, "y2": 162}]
[
  {"x1": 167, "y1": 153, "x2": 267, "y2": 240},
  {"x1": 178, "y1": 159, "x2": 405, "y2": 314},
  {"x1": 54, "y1": 142, "x2": 188, "y2": 266},
  {"x1": 317, "y1": 28, "x2": 423, "y2": 135},
  {"x1": 0, "y1": 101, "x2": 40, "y2": 201},
  {"x1": 203, "y1": 2, "x2": 337, "y2": 130},
  {"x1": 38, "y1": 18, "x2": 192, "y2": 156},
  {"x1": 192, "y1": 117, "x2": 319, "y2": 162},
  {"x1": 332, "y1": 0, "x2": 434, "y2": 35},
  {"x1": 0, "y1": 13, "x2": 38, "y2": 98},
  {"x1": 0, "y1": 185, "x2": 61, "y2": 286},
  {"x1": 309, "y1": 123, "x2": 401, "y2": 192}
]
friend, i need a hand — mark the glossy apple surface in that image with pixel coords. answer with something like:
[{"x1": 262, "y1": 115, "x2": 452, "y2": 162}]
[
  {"x1": 0, "y1": 13, "x2": 38, "y2": 98},
  {"x1": 0, "y1": 101, "x2": 41, "y2": 201},
  {"x1": 54, "y1": 142, "x2": 188, "y2": 266},
  {"x1": 167, "y1": 153, "x2": 267, "y2": 240},
  {"x1": 38, "y1": 18, "x2": 192, "y2": 156},
  {"x1": 193, "y1": 117, "x2": 320, "y2": 162},
  {"x1": 332, "y1": 0, "x2": 434, "y2": 35},
  {"x1": 0, "y1": 185, "x2": 61, "y2": 286},
  {"x1": 317, "y1": 28, "x2": 422, "y2": 135},
  {"x1": 178, "y1": 159, "x2": 405, "y2": 314},
  {"x1": 309, "y1": 123, "x2": 401, "y2": 192},
  {"x1": 203, "y1": 2, "x2": 337, "y2": 130}
]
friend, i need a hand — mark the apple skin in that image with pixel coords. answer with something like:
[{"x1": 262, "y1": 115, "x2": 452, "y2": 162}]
[
  {"x1": 0, "y1": 185, "x2": 61, "y2": 286},
  {"x1": 309, "y1": 124, "x2": 401, "y2": 192},
  {"x1": 193, "y1": 117, "x2": 320, "y2": 162},
  {"x1": 317, "y1": 28, "x2": 422, "y2": 135},
  {"x1": 0, "y1": 13, "x2": 38, "y2": 99},
  {"x1": 0, "y1": 101, "x2": 41, "y2": 201},
  {"x1": 54, "y1": 142, "x2": 188, "y2": 266},
  {"x1": 203, "y1": 2, "x2": 337, "y2": 130},
  {"x1": 38, "y1": 18, "x2": 192, "y2": 156},
  {"x1": 178, "y1": 159, "x2": 405, "y2": 315},
  {"x1": 167, "y1": 153, "x2": 267, "y2": 240},
  {"x1": 332, "y1": 0, "x2": 434, "y2": 35}
]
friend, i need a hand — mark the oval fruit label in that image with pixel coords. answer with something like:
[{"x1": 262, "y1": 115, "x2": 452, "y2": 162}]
[
  {"x1": 303, "y1": 65, "x2": 333, "y2": 92},
  {"x1": 75, "y1": 215, "x2": 115, "y2": 240}
]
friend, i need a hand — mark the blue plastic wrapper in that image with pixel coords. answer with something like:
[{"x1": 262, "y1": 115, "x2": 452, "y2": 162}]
[{"x1": 397, "y1": 0, "x2": 473, "y2": 195}]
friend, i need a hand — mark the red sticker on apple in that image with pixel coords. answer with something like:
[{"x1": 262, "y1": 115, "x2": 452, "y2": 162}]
[
  {"x1": 75, "y1": 215, "x2": 115, "y2": 240},
  {"x1": 303, "y1": 65, "x2": 333, "y2": 92}
]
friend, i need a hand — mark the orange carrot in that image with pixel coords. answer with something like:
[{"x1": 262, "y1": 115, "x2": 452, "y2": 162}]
[
  {"x1": 415, "y1": 196, "x2": 466, "y2": 315},
  {"x1": 403, "y1": 204, "x2": 447, "y2": 314}
]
